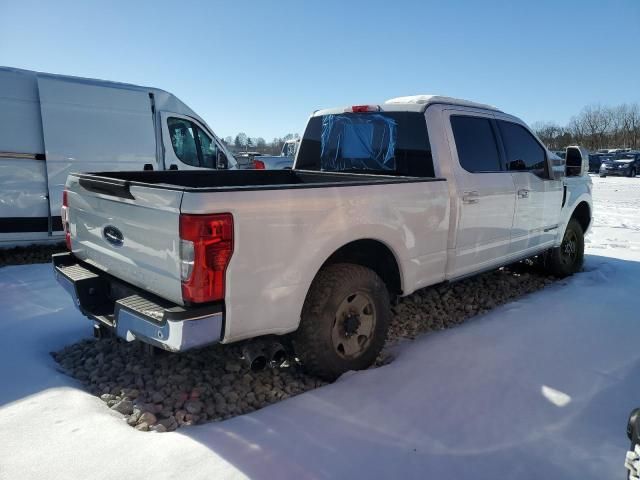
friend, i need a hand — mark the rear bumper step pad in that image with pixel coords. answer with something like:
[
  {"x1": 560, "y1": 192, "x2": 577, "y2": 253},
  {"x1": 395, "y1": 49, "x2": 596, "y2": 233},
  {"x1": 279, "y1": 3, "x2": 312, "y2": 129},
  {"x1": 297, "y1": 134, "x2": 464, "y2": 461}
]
[{"x1": 52, "y1": 252, "x2": 223, "y2": 351}]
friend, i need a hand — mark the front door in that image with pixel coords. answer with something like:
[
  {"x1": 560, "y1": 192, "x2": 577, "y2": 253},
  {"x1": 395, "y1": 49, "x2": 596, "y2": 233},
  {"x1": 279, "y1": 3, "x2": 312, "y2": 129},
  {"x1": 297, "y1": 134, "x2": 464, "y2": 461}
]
[
  {"x1": 445, "y1": 109, "x2": 516, "y2": 277},
  {"x1": 495, "y1": 119, "x2": 563, "y2": 253}
]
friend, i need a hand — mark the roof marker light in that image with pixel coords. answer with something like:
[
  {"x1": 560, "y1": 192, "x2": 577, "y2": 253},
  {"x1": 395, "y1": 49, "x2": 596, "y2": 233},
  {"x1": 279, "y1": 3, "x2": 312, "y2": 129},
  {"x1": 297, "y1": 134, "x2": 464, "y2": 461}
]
[{"x1": 347, "y1": 105, "x2": 381, "y2": 113}]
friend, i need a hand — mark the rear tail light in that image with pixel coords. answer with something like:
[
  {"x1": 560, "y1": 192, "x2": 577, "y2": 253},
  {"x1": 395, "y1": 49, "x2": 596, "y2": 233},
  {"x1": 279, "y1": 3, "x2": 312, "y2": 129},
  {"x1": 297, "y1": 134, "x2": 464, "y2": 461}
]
[
  {"x1": 253, "y1": 159, "x2": 265, "y2": 169},
  {"x1": 61, "y1": 190, "x2": 71, "y2": 251},
  {"x1": 179, "y1": 213, "x2": 233, "y2": 304}
]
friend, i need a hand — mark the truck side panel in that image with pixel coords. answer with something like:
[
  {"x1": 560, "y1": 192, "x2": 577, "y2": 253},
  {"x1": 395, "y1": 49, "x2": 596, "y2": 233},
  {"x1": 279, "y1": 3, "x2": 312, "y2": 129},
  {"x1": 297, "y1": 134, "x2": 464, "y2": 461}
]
[{"x1": 180, "y1": 180, "x2": 450, "y2": 342}]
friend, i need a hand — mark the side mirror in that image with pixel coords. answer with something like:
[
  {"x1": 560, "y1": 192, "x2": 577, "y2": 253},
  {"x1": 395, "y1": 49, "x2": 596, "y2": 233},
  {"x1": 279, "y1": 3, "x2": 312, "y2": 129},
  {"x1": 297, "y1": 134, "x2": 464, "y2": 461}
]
[
  {"x1": 216, "y1": 151, "x2": 229, "y2": 170},
  {"x1": 565, "y1": 146, "x2": 586, "y2": 177}
]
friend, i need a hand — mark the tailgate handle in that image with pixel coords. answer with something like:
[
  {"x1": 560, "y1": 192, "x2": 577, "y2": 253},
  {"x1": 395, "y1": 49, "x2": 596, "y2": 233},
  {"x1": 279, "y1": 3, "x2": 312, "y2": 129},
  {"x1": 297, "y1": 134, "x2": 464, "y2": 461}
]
[{"x1": 79, "y1": 177, "x2": 135, "y2": 200}]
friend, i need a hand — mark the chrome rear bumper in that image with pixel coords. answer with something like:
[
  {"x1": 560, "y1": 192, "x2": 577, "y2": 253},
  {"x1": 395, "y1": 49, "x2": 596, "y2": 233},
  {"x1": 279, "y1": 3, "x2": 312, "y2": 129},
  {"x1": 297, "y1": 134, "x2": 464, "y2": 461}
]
[{"x1": 52, "y1": 253, "x2": 223, "y2": 352}]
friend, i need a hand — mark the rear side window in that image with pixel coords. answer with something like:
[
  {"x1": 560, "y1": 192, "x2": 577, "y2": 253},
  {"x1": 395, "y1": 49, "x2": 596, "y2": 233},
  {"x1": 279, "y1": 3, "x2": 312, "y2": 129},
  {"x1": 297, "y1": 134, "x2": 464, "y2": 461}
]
[
  {"x1": 497, "y1": 120, "x2": 547, "y2": 176},
  {"x1": 296, "y1": 112, "x2": 434, "y2": 177},
  {"x1": 450, "y1": 116, "x2": 502, "y2": 172}
]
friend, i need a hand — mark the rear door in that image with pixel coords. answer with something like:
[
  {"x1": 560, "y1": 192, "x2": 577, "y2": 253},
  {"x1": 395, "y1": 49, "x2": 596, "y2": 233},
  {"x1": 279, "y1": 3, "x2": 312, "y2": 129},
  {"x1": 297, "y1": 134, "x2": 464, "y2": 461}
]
[
  {"x1": 495, "y1": 118, "x2": 563, "y2": 253},
  {"x1": 37, "y1": 76, "x2": 157, "y2": 232},
  {"x1": 160, "y1": 112, "x2": 227, "y2": 171},
  {"x1": 444, "y1": 109, "x2": 516, "y2": 277}
]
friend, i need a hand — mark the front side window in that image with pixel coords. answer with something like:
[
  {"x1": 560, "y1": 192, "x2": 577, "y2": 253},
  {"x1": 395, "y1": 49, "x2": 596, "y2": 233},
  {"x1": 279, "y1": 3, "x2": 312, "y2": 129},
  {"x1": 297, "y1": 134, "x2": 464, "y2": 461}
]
[
  {"x1": 498, "y1": 120, "x2": 547, "y2": 177},
  {"x1": 168, "y1": 118, "x2": 199, "y2": 167},
  {"x1": 168, "y1": 117, "x2": 221, "y2": 168},
  {"x1": 196, "y1": 128, "x2": 218, "y2": 168},
  {"x1": 450, "y1": 115, "x2": 502, "y2": 173}
]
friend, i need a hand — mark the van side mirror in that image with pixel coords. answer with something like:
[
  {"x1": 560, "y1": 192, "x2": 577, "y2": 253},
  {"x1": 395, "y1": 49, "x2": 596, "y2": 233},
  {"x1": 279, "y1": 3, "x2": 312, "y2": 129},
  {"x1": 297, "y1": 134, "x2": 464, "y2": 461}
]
[
  {"x1": 216, "y1": 151, "x2": 229, "y2": 169},
  {"x1": 565, "y1": 146, "x2": 586, "y2": 177}
]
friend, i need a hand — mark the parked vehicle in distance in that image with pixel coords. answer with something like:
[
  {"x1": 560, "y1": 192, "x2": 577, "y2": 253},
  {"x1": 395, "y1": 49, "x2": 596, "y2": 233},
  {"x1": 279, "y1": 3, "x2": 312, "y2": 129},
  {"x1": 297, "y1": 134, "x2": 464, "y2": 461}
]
[
  {"x1": 54, "y1": 94, "x2": 592, "y2": 380},
  {"x1": 599, "y1": 151, "x2": 640, "y2": 177},
  {"x1": 234, "y1": 152, "x2": 264, "y2": 169},
  {"x1": 252, "y1": 138, "x2": 299, "y2": 170},
  {"x1": 0, "y1": 67, "x2": 235, "y2": 248},
  {"x1": 589, "y1": 153, "x2": 612, "y2": 173}
]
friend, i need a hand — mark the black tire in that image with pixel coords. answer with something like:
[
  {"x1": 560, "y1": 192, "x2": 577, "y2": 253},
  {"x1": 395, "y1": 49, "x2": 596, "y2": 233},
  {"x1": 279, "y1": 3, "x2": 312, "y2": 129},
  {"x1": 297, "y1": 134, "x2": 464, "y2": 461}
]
[
  {"x1": 545, "y1": 218, "x2": 585, "y2": 277},
  {"x1": 293, "y1": 263, "x2": 391, "y2": 380},
  {"x1": 599, "y1": 174, "x2": 606, "y2": 178},
  {"x1": 629, "y1": 167, "x2": 637, "y2": 178}
]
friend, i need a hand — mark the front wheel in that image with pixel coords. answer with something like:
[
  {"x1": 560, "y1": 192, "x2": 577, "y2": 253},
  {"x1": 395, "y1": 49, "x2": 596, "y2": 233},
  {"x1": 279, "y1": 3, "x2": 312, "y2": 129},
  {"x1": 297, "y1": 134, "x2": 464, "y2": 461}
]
[
  {"x1": 544, "y1": 218, "x2": 585, "y2": 277},
  {"x1": 629, "y1": 168, "x2": 637, "y2": 178},
  {"x1": 293, "y1": 263, "x2": 391, "y2": 380}
]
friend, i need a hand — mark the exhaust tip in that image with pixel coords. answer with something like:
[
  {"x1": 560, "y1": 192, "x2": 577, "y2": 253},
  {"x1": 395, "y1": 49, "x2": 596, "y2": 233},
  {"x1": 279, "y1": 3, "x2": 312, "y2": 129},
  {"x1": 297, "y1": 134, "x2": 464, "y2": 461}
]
[
  {"x1": 250, "y1": 355, "x2": 268, "y2": 371},
  {"x1": 241, "y1": 345, "x2": 268, "y2": 371},
  {"x1": 269, "y1": 343, "x2": 288, "y2": 366}
]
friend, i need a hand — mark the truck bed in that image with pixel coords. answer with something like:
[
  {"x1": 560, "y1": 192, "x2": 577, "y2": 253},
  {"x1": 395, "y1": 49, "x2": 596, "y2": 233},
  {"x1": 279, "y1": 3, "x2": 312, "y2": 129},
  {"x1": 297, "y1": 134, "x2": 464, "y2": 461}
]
[{"x1": 75, "y1": 169, "x2": 443, "y2": 195}]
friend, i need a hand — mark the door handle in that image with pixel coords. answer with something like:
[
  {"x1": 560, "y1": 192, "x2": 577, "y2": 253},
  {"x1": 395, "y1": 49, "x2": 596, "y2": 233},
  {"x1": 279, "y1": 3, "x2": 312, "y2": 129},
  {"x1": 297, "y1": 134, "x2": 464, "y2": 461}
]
[
  {"x1": 517, "y1": 189, "x2": 530, "y2": 199},
  {"x1": 462, "y1": 191, "x2": 480, "y2": 204}
]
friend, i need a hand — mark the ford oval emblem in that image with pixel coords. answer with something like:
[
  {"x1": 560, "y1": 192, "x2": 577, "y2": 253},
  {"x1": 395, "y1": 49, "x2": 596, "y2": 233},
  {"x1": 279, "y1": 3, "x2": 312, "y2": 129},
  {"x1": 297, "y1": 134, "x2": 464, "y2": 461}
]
[{"x1": 103, "y1": 225, "x2": 124, "y2": 247}]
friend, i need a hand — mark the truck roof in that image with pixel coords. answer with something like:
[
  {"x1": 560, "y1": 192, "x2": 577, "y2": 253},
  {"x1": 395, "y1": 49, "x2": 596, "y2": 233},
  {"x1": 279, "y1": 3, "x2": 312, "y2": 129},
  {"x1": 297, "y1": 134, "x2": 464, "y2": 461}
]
[{"x1": 313, "y1": 94, "x2": 502, "y2": 116}]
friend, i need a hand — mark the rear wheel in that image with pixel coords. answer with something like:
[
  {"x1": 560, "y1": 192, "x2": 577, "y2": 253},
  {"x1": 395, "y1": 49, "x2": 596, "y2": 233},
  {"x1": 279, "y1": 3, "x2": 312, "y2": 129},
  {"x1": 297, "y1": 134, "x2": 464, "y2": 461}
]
[
  {"x1": 545, "y1": 218, "x2": 584, "y2": 277},
  {"x1": 293, "y1": 263, "x2": 390, "y2": 380}
]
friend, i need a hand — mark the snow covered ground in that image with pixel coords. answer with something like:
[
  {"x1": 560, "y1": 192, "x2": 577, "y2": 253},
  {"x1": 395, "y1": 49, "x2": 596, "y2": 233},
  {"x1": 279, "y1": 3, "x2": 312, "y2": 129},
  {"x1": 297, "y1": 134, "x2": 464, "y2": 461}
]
[{"x1": 1, "y1": 176, "x2": 639, "y2": 480}]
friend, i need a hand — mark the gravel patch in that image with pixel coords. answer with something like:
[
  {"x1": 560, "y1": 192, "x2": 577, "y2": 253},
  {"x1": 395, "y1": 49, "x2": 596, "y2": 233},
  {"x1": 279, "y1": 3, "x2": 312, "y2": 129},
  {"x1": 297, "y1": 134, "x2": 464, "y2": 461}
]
[
  {"x1": 0, "y1": 244, "x2": 65, "y2": 268},
  {"x1": 52, "y1": 263, "x2": 555, "y2": 432}
]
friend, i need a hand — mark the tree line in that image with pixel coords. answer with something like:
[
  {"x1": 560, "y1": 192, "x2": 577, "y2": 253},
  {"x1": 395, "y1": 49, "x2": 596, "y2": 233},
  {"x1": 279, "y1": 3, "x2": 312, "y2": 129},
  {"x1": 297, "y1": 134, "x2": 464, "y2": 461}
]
[
  {"x1": 533, "y1": 103, "x2": 640, "y2": 151},
  {"x1": 221, "y1": 133, "x2": 300, "y2": 155}
]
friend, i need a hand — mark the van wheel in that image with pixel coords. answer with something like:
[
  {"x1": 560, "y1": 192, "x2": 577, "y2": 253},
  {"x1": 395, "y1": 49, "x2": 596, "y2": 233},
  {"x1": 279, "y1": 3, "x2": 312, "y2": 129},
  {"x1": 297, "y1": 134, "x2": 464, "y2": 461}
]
[
  {"x1": 545, "y1": 218, "x2": 585, "y2": 277},
  {"x1": 293, "y1": 263, "x2": 390, "y2": 381}
]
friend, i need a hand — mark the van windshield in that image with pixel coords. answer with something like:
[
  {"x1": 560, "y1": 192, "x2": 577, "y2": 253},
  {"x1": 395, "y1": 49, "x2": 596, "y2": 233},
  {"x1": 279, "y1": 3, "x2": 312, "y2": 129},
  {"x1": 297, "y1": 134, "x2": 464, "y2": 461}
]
[{"x1": 296, "y1": 111, "x2": 434, "y2": 177}]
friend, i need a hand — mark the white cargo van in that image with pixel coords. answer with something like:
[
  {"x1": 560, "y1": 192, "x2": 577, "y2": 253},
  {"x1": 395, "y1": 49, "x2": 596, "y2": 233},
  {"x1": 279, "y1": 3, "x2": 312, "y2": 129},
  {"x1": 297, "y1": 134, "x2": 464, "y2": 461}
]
[{"x1": 0, "y1": 67, "x2": 235, "y2": 247}]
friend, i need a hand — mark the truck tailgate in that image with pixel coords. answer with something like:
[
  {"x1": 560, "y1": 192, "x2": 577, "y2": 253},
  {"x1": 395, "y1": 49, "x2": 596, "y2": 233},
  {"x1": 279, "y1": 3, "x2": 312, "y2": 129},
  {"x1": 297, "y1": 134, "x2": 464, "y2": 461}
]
[{"x1": 66, "y1": 175, "x2": 185, "y2": 304}]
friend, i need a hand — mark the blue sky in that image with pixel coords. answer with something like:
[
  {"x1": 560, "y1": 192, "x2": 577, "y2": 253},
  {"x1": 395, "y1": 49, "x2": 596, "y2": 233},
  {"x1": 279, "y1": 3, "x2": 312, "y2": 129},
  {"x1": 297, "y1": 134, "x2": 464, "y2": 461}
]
[{"x1": 1, "y1": 0, "x2": 638, "y2": 140}]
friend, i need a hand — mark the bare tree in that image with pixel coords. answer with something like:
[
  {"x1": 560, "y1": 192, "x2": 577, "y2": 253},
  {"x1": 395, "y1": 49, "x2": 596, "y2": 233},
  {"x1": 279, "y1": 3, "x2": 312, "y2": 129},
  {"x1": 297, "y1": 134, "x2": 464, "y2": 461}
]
[
  {"x1": 579, "y1": 105, "x2": 613, "y2": 150},
  {"x1": 532, "y1": 121, "x2": 564, "y2": 150}
]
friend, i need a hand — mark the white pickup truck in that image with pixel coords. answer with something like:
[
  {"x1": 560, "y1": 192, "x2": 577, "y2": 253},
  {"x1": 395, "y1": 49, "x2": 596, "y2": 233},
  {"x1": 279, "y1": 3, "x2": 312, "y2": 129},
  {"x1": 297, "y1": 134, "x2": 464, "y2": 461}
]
[{"x1": 53, "y1": 95, "x2": 592, "y2": 379}]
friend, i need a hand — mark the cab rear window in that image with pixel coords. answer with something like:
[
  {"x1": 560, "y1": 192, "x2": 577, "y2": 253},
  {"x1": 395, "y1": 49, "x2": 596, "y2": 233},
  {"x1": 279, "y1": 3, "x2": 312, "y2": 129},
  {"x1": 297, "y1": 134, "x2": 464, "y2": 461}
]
[{"x1": 296, "y1": 112, "x2": 434, "y2": 177}]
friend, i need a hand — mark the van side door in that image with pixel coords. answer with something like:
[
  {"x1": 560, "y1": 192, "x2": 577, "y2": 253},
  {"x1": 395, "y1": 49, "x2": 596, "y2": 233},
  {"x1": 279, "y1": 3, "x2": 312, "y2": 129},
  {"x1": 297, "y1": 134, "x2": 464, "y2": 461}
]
[
  {"x1": 494, "y1": 118, "x2": 563, "y2": 254},
  {"x1": 443, "y1": 109, "x2": 516, "y2": 278},
  {"x1": 160, "y1": 112, "x2": 229, "y2": 170}
]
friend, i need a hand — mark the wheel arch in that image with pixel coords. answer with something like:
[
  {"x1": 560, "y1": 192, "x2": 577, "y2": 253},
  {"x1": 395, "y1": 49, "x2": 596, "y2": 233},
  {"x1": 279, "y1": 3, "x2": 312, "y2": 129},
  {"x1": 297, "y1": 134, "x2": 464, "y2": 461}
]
[
  {"x1": 317, "y1": 238, "x2": 403, "y2": 296},
  {"x1": 571, "y1": 201, "x2": 591, "y2": 233}
]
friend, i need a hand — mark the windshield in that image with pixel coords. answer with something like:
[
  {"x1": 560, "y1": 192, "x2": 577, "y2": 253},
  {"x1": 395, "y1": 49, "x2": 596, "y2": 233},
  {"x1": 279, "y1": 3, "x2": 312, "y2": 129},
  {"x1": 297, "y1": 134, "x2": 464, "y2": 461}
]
[{"x1": 296, "y1": 111, "x2": 435, "y2": 177}]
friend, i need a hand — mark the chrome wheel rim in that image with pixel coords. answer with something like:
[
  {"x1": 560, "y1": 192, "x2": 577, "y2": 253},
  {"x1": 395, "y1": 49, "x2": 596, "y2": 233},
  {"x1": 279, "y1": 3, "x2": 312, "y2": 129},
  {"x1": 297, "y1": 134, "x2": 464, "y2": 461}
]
[{"x1": 331, "y1": 292, "x2": 376, "y2": 359}]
